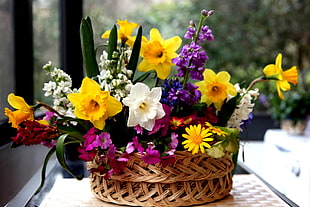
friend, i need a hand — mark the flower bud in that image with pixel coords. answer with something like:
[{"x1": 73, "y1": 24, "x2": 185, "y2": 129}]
[
  {"x1": 207, "y1": 10, "x2": 214, "y2": 16},
  {"x1": 201, "y1": 9, "x2": 208, "y2": 17},
  {"x1": 189, "y1": 20, "x2": 196, "y2": 28}
]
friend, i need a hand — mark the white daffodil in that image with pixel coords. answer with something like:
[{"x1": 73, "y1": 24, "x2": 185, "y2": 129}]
[{"x1": 122, "y1": 82, "x2": 165, "y2": 131}]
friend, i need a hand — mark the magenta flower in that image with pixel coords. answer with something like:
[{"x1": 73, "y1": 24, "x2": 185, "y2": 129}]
[
  {"x1": 78, "y1": 147, "x2": 97, "y2": 161},
  {"x1": 142, "y1": 148, "x2": 161, "y2": 165},
  {"x1": 149, "y1": 104, "x2": 171, "y2": 136},
  {"x1": 106, "y1": 144, "x2": 116, "y2": 159},
  {"x1": 109, "y1": 153, "x2": 129, "y2": 175},
  {"x1": 133, "y1": 136, "x2": 144, "y2": 154},
  {"x1": 91, "y1": 132, "x2": 112, "y2": 150}
]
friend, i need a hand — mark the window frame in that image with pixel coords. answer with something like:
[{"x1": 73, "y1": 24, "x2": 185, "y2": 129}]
[{"x1": 1, "y1": 0, "x2": 84, "y2": 146}]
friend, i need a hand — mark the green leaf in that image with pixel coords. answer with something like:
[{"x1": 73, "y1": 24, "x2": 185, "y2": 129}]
[
  {"x1": 107, "y1": 25, "x2": 118, "y2": 60},
  {"x1": 80, "y1": 17, "x2": 99, "y2": 78},
  {"x1": 56, "y1": 134, "x2": 84, "y2": 180},
  {"x1": 127, "y1": 26, "x2": 142, "y2": 72},
  {"x1": 35, "y1": 146, "x2": 56, "y2": 194},
  {"x1": 217, "y1": 96, "x2": 238, "y2": 126},
  {"x1": 206, "y1": 144, "x2": 226, "y2": 158}
]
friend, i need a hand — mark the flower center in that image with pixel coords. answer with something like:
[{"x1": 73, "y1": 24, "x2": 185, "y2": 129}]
[
  {"x1": 139, "y1": 102, "x2": 147, "y2": 110},
  {"x1": 212, "y1": 86, "x2": 218, "y2": 92},
  {"x1": 192, "y1": 135, "x2": 203, "y2": 144},
  {"x1": 90, "y1": 99, "x2": 100, "y2": 110},
  {"x1": 206, "y1": 82, "x2": 227, "y2": 102},
  {"x1": 144, "y1": 41, "x2": 166, "y2": 65}
]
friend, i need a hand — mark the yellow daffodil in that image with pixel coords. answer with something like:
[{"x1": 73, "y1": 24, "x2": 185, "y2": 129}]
[
  {"x1": 67, "y1": 77, "x2": 122, "y2": 130},
  {"x1": 101, "y1": 19, "x2": 139, "y2": 47},
  {"x1": 263, "y1": 53, "x2": 298, "y2": 99},
  {"x1": 182, "y1": 124, "x2": 214, "y2": 154},
  {"x1": 4, "y1": 93, "x2": 34, "y2": 128},
  {"x1": 196, "y1": 69, "x2": 237, "y2": 110},
  {"x1": 138, "y1": 28, "x2": 182, "y2": 79}
]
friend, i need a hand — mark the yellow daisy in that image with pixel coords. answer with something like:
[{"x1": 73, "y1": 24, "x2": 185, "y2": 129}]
[
  {"x1": 263, "y1": 53, "x2": 298, "y2": 99},
  {"x1": 205, "y1": 122, "x2": 228, "y2": 136},
  {"x1": 182, "y1": 124, "x2": 214, "y2": 154},
  {"x1": 138, "y1": 28, "x2": 182, "y2": 79},
  {"x1": 196, "y1": 69, "x2": 237, "y2": 110}
]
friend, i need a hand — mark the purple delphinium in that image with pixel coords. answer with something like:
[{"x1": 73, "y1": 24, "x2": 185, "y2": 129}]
[
  {"x1": 161, "y1": 79, "x2": 183, "y2": 107},
  {"x1": 172, "y1": 42, "x2": 208, "y2": 81},
  {"x1": 161, "y1": 79, "x2": 201, "y2": 107},
  {"x1": 184, "y1": 26, "x2": 196, "y2": 39},
  {"x1": 178, "y1": 82, "x2": 201, "y2": 105},
  {"x1": 198, "y1": 25, "x2": 214, "y2": 42}
]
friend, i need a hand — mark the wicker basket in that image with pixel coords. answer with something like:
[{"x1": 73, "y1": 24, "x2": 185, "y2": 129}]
[{"x1": 89, "y1": 151, "x2": 234, "y2": 206}]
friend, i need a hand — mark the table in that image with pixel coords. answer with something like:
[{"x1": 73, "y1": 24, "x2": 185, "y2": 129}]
[{"x1": 38, "y1": 174, "x2": 288, "y2": 207}]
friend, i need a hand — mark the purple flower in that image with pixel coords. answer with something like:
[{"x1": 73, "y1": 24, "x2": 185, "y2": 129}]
[
  {"x1": 241, "y1": 113, "x2": 253, "y2": 129},
  {"x1": 161, "y1": 79, "x2": 183, "y2": 107},
  {"x1": 184, "y1": 26, "x2": 196, "y2": 39},
  {"x1": 161, "y1": 79, "x2": 201, "y2": 107},
  {"x1": 198, "y1": 25, "x2": 214, "y2": 43},
  {"x1": 142, "y1": 148, "x2": 161, "y2": 165},
  {"x1": 173, "y1": 42, "x2": 208, "y2": 81},
  {"x1": 178, "y1": 83, "x2": 201, "y2": 106}
]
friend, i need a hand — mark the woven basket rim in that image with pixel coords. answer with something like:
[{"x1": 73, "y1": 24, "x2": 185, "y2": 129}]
[{"x1": 89, "y1": 150, "x2": 234, "y2": 183}]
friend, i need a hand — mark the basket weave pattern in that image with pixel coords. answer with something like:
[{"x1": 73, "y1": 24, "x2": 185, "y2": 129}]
[{"x1": 89, "y1": 151, "x2": 234, "y2": 206}]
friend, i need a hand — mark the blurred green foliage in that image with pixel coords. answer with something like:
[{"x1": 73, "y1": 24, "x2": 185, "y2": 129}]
[
  {"x1": 34, "y1": 0, "x2": 310, "y2": 112},
  {"x1": 85, "y1": 0, "x2": 309, "y2": 94}
]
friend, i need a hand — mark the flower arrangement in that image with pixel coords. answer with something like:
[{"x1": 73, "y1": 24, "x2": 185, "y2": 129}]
[{"x1": 4, "y1": 9, "x2": 298, "y2": 193}]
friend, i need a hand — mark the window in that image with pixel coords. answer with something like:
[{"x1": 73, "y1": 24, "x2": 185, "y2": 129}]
[{"x1": 0, "y1": 0, "x2": 14, "y2": 120}]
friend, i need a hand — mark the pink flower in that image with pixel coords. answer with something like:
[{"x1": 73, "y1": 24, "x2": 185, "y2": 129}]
[
  {"x1": 92, "y1": 132, "x2": 112, "y2": 150},
  {"x1": 43, "y1": 111, "x2": 56, "y2": 121},
  {"x1": 169, "y1": 132, "x2": 179, "y2": 149},
  {"x1": 133, "y1": 136, "x2": 144, "y2": 154},
  {"x1": 142, "y1": 148, "x2": 161, "y2": 165},
  {"x1": 134, "y1": 125, "x2": 143, "y2": 134},
  {"x1": 126, "y1": 142, "x2": 135, "y2": 154}
]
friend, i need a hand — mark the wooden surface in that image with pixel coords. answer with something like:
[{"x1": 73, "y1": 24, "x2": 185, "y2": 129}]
[{"x1": 39, "y1": 174, "x2": 289, "y2": 207}]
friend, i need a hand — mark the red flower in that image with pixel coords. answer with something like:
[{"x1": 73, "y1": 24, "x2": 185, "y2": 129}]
[{"x1": 12, "y1": 120, "x2": 59, "y2": 147}]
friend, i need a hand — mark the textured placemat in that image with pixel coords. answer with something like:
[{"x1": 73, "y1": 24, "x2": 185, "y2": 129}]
[{"x1": 39, "y1": 174, "x2": 289, "y2": 207}]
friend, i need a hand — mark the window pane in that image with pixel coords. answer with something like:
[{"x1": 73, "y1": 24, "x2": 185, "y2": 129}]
[
  {"x1": 33, "y1": 0, "x2": 60, "y2": 104},
  {"x1": 0, "y1": 0, "x2": 14, "y2": 120}
]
